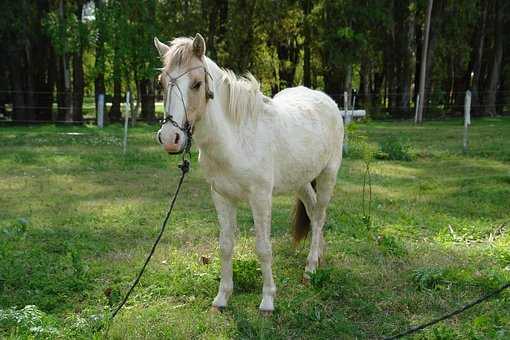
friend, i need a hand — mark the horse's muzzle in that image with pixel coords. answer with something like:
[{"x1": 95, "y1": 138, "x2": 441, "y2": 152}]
[{"x1": 163, "y1": 142, "x2": 184, "y2": 154}]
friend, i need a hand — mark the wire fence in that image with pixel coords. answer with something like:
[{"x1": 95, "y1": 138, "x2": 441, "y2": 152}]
[{"x1": 1, "y1": 89, "x2": 508, "y2": 124}]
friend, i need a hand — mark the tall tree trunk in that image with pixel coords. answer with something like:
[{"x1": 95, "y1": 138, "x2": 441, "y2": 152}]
[
  {"x1": 415, "y1": 0, "x2": 434, "y2": 123},
  {"x1": 38, "y1": 44, "x2": 56, "y2": 121},
  {"x1": 413, "y1": 18, "x2": 422, "y2": 103},
  {"x1": 422, "y1": 0, "x2": 445, "y2": 116},
  {"x1": 72, "y1": 1, "x2": 85, "y2": 122},
  {"x1": 484, "y1": 1, "x2": 504, "y2": 116},
  {"x1": 302, "y1": 0, "x2": 312, "y2": 88},
  {"x1": 72, "y1": 49, "x2": 84, "y2": 122},
  {"x1": 359, "y1": 58, "x2": 371, "y2": 113},
  {"x1": 23, "y1": 38, "x2": 37, "y2": 121},
  {"x1": 94, "y1": 0, "x2": 106, "y2": 122},
  {"x1": 8, "y1": 45, "x2": 26, "y2": 121},
  {"x1": 140, "y1": 79, "x2": 155, "y2": 122},
  {"x1": 396, "y1": 0, "x2": 414, "y2": 118},
  {"x1": 344, "y1": 64, "x2": 352, "y2": 110},
  {"x1": 57, "y1": 0, "x2": 72, "y2": 122},
  {"x1": 469, "y1": 1, "x2": 488, "y2": 114},
  {"x1": 109, "y1": 51, "x2": 122, "y2": 122},
  {"x1": 32, "y1": 0, "x2": 53, "y2": 121},
  {"x1": 56, "y1": 55, "x2": 72, "y2": 122},
  {"x1": 276, "y1": 38, "x2": 299, "y2": 89}
]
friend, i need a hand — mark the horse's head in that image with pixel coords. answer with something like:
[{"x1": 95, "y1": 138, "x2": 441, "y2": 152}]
[{"x1": 154, "y1": 33, "x2": 213, "y2": 154}]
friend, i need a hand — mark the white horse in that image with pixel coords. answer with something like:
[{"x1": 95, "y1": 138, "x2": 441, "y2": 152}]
[{"x1": 154, "y1": 34, "x2": 343, "y2": 314}]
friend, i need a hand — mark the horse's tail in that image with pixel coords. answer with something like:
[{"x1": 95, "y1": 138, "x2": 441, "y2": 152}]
[{"x1": 292, "y1": 180, "x2": 316, "y2": 244}]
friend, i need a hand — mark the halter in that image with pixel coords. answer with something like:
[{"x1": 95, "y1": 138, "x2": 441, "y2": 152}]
[{"x1": 159, "y1": 62, "x2": 214, "y2": 154}]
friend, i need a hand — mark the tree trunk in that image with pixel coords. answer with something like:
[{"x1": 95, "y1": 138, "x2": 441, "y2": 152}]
[
  {"x1": 8, "y1": 45, "x2": 27, "y2": 121},
  {"x1": 94, "y1": 0, "x2": 106, "y2": 122},
  {"x1": 484, "y1": 1, "x2": 504, "y2": 116},
  {"x1": 38, "y1": 44, "x2": 56, "y2": 121},
  {"x1": 109, "y1": 51, "x2": 122, "y2": 122},
  {"x1": 72, "y1": 49, "x2": 84, "y2": 122},
  {"x1": 359, "y1": 58, "x2": 371, "y2": 113},
  {"x1": 23, "y1": 38, "x2": 37, "y2": 121},
  {"x1": 302, "y1": 0, "x2": 312, "y2": 88},
  {"x1": 415, "y1": 0, "x2": 434, "y2": 123},
  {"x1": 469, "y1": 1, "x2": 488, "y2": 115},
  {"x1": 140, "y1": 79, "x2": 156, "y2": 122},
  {"x1": 57, "y1": 0, "x2": 72, "y2": 122},
  {"x1": 397, "y1": 0, "x2": 414, "y2": 118},
  {"x1": 72, "y1": 1, "x2": 85, "y2": 122}
]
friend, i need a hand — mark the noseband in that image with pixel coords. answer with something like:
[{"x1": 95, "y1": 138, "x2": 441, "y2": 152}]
[{"x1": 160, "y1": 63, "x2": 214, "y2": 153}]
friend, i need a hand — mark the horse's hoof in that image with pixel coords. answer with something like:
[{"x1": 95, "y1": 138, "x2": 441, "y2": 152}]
[
  {"x1": 210, "y1": 306, "x2": 225, "y2": 314},
  {"x1": 260, "y1": 309, "x2": 273, "y2": 317}
]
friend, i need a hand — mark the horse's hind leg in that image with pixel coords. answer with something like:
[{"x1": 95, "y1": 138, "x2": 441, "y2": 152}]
[
  {"x1": 211, "y1": 190, "x2": 237, "y2": 310},
  {"x1": 305, "y1": 158, "x2": 341, "y2": 276}
]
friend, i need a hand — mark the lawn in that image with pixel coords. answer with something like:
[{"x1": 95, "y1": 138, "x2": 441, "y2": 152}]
[{"x1": 1, "y1": 118, "x2": 509, "y2": 339}]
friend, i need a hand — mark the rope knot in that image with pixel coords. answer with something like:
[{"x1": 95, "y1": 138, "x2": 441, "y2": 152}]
[{"x1": 179, "y1": 159, "x2": 190, "y2": 174}]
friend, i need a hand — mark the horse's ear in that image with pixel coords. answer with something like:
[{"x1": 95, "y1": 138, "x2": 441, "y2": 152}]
[
  {"x1": 154, "y1": 37, "x2": 170, "y2": 58},
  {"x1": 193, "y1": 33, "x2": 206, "y2": 57}
]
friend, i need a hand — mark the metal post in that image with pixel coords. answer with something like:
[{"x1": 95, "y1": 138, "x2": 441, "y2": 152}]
[
  {"x1": 97, "y1": 94, "x2": 104, "y2": 128},
  {"x1": 463, "y1": 90, "x2": 471, "y2": 153},
  {"x1": 123, "y1": 91, "x2": 130, "y2": 155}
]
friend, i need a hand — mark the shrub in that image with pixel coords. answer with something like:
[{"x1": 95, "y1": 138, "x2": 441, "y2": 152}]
[
  {"x1": 376, "y1": 136, "x2": 414, "y2": 161},
  {"x1": 411, "y1": 267, "x2": 449, "y2": 291},
  {"x1": 233, "y1": 259, "x2": 260, "y2": 292},
  {"x1": 377, "y1": 234, "x2": 407, "y2": 257},
  {"x1": 0, "y1": 305, "x2": 59, "y2": 337}
]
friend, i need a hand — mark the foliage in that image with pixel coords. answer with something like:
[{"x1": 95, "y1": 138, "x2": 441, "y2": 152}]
[
  {"x1": 3, "y1": 0, "x2": 509, "y2": 122},
  {"x1": 376, "y1": 136, "x2": 415, "y2": 161},
  {"x1": 0, "y1": 305, "x2": 59, "y2": 338},
  {"x1": 232, "y1": 259, "x2": 261, "y2": 293}
]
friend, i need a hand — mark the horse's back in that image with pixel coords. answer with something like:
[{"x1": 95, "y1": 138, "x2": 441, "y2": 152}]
[
  {"x1": 273, "y1": 86, "x2": 342, "y2": 128},
  {"x1": 269, "y1": 86, "x2": 343, "y2": 194}
]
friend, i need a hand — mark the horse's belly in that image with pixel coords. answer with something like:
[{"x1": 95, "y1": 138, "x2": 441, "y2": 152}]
[{"x1": 272, "y1": 147, "x2": 331, "y2": 195}]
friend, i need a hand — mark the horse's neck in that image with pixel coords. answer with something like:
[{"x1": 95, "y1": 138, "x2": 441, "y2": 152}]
[{"x1": 193, "y1": 63, "x2": 242, "y2": 158}]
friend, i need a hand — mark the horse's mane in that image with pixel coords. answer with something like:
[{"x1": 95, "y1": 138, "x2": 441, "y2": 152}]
[
  {"x1": 220, "y1": 69, "x2": 261, "y2": 124},
  {"x1": 162, "y1": 37, "x2": 262, "y2": 124}
]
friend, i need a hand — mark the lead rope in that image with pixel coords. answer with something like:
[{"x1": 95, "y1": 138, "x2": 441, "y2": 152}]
[
  {"x1": 384, "y1": 281, "x2": 510, "y2": 339},
  {"x1": 103, "y1": 155, "x2": 191, "y2": 332}
]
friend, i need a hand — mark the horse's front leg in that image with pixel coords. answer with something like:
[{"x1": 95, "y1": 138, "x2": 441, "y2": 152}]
[
  {"x1": 249, "y1": 193, "x2": 276, "y2": 314},
  {"x1": 211, "y1": 190, "x2": 237, "y2": 310}
]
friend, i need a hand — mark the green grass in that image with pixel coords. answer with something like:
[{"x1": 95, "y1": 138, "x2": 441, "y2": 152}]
[{"x1": 1, "y1": 118, "x2": 509, "y2": 339}]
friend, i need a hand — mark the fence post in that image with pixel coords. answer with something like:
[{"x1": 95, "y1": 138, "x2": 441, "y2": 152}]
[
  {"x1": 343, "y1": 91, "x2": 350, "y2": 155},
  {"x1": 463, "y1": 90, "x2": 471, "y2": 153},
  {"x1": 351, "y1": 91, "x2": 357, "y2": 119},
  {"x1": 123, "y1": 91, "x2": 130, "y2": 155},
  {"x1": 97, "y1": 94, "x2": 104, "y2": 128}
]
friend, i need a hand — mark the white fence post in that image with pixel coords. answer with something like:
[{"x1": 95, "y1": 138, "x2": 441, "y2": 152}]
[
  {"x1": 123, "y1": 91, "x2": 130, "y2": 155},
  {"x1": 343, "y1": 91, "x2": 350, "y2": 154},
  {"x1": 463, "y1": 90, "x2": 471, "y2": 153},
  {"x1": 97, "y1": 94, "x2": 104, "y2": 128},
  {"x1": 351, "y1": 92, "x2": 356, "y2": 119}
]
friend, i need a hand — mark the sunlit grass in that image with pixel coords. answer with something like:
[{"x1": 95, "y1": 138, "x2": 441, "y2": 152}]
[{"x1": 1, "y1": 118, "x2": 509, "y2": 339}]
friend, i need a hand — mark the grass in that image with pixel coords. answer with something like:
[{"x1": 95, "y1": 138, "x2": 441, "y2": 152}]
[{"x1": 1, "y1": 117, "x2": 509, "y2": 339}]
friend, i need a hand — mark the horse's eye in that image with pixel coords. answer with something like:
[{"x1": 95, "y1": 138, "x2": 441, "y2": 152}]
[{"x1": 191, "y1": 81, "x2": 202, "y2": 90}]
